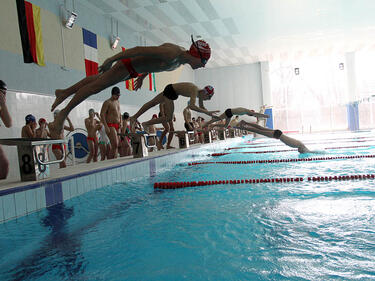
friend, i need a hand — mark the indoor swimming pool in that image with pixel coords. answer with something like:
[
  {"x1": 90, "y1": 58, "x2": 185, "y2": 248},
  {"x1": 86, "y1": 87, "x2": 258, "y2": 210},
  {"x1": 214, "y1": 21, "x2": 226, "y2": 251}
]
[{"x1": 1, "y1": 132, "x2": 375, "y2": 280}]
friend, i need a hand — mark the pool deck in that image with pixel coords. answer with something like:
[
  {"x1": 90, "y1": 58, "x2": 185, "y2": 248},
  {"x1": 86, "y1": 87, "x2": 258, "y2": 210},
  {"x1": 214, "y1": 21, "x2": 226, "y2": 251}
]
[{"x1": 0, "y1": 143, "x2": 205, "y2": 194}]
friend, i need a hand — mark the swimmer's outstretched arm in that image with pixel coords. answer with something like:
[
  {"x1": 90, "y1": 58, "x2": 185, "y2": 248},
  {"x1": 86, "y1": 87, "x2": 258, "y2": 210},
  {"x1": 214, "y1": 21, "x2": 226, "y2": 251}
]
[
  {"x1": 235, "y1": 120, "x2": 310, "y2": 153},
  {"x1": 230, "y1": 107, "x2": 269, "y2": 119},
  {"x1": 188, "y1": 104, "x2": 220, "y2": 118},
  {"x1": 203, "y1": 112, "x2": 226, "y2": 128},
  {"x1": 279, "y1": 135, "x2": 310, "y2": 153}
]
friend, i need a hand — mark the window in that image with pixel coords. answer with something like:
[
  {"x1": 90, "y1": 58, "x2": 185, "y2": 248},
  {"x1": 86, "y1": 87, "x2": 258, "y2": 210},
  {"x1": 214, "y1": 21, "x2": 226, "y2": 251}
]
[{"x1": 270, "y1": 55, "x2": 347, "y2": 132}]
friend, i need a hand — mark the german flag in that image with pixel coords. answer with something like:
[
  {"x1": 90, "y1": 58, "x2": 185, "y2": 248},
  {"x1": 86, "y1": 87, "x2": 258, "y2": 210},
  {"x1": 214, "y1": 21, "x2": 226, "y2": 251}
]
[{"x1": 16, "y1": 0, "x2": 45, "y2": 66}]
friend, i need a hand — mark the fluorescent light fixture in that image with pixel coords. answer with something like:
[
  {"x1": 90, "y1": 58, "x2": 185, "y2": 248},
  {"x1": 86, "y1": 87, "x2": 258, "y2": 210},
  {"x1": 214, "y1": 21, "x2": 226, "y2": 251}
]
[
  {"x1": 65, "y1": 11, "x2": 77, "y2": 29},
  {"x1": 111, "y1": 36, "x2": 120, "y2": 50}
]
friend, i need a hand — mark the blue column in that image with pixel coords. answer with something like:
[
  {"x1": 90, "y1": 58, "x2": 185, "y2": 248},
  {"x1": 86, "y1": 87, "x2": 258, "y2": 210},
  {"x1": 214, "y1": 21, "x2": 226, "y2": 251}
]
[
  {"x1": 265, "y1": 108, "x2": 273, "y2": 129},
  {"x1": 347, "y1": 102, "x2": 359, "y2": 131}
]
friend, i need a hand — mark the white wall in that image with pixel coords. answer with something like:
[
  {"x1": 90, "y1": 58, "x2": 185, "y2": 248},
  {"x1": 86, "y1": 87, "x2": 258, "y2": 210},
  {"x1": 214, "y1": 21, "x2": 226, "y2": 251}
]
[
  {"x1": 194, "y1": 63, "x2": 264, "y2": 121},
  {"x1": 0, "y1": 64, "x2": 194, "y2": 183}
]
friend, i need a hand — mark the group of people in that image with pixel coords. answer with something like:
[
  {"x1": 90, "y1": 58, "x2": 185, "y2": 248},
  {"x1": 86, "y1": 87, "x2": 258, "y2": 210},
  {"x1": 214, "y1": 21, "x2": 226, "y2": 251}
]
[
  {"x1": 20, "y1": 86, "x2": 135, "y2": 167},
  {"x1": 0, "y1": 36, "x2": 311, "y2": 180},
  {"x1": 20, "y1": 112, "x2": 74, "y2": 168}
]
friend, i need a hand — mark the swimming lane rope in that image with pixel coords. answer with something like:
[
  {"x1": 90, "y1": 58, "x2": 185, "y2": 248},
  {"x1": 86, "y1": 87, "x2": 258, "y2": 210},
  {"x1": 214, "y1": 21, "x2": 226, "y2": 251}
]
[
  {"x1": 154, "y1": 174, "x2": 375, "y2": 189},
  {"x1": 188, "y1": 154, "x2": 375, "y2": 166},
  {"x1": 209, "y1": 145, "x2": 375, "y2": 156},
  {"x1": 228, "y1": 140, "x2": 375, "y2": 150}
]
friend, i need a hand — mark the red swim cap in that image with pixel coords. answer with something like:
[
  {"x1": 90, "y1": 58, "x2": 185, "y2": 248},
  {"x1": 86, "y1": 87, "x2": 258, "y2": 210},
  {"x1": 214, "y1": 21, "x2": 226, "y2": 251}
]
[
  {"x1": 39, "y1": 118, "x2": 46, "y2": 124},
  {"x1": 204, "y1": 85, "x2": 214, "y2": 98},
  {"x1": 189, "y1": 39, "x2": 211, "y2": 63},
  {"x1": 152, "y1": 114, "x2": 158, "y2": 119}
]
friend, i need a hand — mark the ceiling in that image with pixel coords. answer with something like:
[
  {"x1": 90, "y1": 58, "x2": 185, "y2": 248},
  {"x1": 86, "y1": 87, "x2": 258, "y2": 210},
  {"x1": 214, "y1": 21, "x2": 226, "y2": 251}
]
[{"x1": 79, "y1": 0, "x2": 375, "y2": 68}]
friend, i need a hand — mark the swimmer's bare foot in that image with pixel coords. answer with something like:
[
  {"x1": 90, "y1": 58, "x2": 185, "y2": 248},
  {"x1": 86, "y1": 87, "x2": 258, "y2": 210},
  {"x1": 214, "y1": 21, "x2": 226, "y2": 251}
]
[
  {"x1": 166, "y1": 145, "x2": 175, "y2": 149},
  {"x1": 51, "y1": 89, "x2": 68, "y2": 112},
  {"x1": 156, "y1": 139, "x2": 164, "y2": 150}
]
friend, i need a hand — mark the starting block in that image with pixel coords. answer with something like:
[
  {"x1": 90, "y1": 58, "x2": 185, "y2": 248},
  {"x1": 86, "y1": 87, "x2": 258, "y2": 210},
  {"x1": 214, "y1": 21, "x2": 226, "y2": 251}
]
[
  {"x1": 218, "y1": 129, "x2": 227, "y2": 140},
  {"x1": 236, "y1": 129, "x2": 242, "y2": 137},
  {"x1": 229, "y1": 128, "x2": 236, "y2": 138},
  {"x1": 145, "y1": 133, "x2": 157, "y2": 149},
  {"x1": 124, "y1": 133, "x2": 149, "y2": 158},
  {"x1": 203, "y1": 130, "x2": 212, "y2": 143},
  {"x1": 173, "y1": 131, "x2": 190, "y2": 148},
  {"x1": 0, "y1": 138, "x2": 67, "y2": 181},
  {"x1": 187, "y1": 131, "x2": 195, "y2": 144}
]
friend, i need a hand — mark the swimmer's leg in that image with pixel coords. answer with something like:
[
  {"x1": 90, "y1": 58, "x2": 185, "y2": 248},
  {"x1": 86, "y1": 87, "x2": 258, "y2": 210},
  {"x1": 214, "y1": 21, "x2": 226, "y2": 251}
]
[
  {"x1": 52, "y1": 74, "x2": 99, "y2": 111},
  {"x1": 236, "y1": 120, "x2": 275, "y2": 137},
  {"x1": 130, "y1": 93, "x2": 165, "y2": 131},
  {"x1": 53, "y1": 62, "x2": 128, "y2": 134}
]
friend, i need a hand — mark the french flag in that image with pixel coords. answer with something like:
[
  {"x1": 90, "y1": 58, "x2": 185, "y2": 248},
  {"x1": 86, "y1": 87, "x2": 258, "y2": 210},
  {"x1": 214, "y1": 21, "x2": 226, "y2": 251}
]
[{"x1": 82, "y1": 28, "x2": 98, "y2": 76}]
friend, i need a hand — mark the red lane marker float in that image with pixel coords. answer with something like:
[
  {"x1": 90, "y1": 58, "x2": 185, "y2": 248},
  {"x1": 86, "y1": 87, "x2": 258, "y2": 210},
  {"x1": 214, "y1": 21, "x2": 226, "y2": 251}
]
[
  {"x1": 214, "y1": 149, "x2": 295, "y2": 155},
  {"x1": 325, "y1": 145, "x2": 374, "y2": 150},
  {"x1": 154, "y1": 174, "x2": 375, "y2": 189},
  {"x1": 210, "y1": 145, "x2": 375, "y2": 156},
  {"x1": 211, "y1": 153, "x2": 230, "y2": 156},
  {"x1": 189, "y1": 154, "x2": 375, "y2": 166}
]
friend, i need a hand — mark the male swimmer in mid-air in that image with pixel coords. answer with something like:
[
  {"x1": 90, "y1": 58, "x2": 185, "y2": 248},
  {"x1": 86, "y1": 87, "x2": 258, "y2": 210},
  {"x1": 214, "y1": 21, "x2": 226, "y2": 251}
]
[
  {"x1": 50, "y1": 36, "x2": 211, "y2": 137},
  {"x1": 205, "y1": 107, "x2": 311, "y2": 153},
  {"x1": 129, "y1": 82, "x2": 220, "y2": 149},
  {"x1": 203, "y1": 107, "x2": 269, "y2": 128}
]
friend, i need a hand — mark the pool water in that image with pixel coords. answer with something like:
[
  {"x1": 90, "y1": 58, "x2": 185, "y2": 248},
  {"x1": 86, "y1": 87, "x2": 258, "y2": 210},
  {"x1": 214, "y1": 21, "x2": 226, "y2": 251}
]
[{"x1": 1, "y1": 132, "x2": 375, "y2": 280}]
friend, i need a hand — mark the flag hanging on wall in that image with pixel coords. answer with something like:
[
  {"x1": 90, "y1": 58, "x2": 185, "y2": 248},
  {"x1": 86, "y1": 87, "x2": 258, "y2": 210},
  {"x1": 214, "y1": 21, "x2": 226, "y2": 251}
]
[
  {"x1": 82, "y1": 28, "x2": 98, "y2": 76},
  {"x1": 121, "y1": 47, "x2": 135, "y2": 91},
  {"x1": 148, "y1": 73, "x2": 156, "y2": 92},
  {"x1": 16, "y1": 0, "x2": 45, "y2": 66}
]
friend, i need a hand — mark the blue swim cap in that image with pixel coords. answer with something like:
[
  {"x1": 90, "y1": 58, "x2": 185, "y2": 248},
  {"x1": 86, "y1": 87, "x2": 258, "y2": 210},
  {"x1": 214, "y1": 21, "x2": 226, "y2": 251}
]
[{"x1": 25, "y1": 114, "x2": 36, "y2": 124}]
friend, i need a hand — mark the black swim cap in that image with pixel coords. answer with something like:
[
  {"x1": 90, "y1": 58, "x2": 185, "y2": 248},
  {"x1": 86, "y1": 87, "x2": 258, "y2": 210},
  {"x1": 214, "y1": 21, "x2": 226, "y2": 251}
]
[
  {"x1": 0, "y1": 80, "x2": 7, "y2": 91},
  {"x1": 123, "y1": 112, "x2": 129, "y2": 119},
  {"x1": 111, "y1": 86, "x2": 120, "y2": 95}
]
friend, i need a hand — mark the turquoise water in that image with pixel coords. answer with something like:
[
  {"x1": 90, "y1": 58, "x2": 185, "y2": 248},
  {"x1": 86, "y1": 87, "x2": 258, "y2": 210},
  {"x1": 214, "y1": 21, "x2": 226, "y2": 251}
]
[{"x1": 1, "y1": 133, "x2": 375, "y2": 280}]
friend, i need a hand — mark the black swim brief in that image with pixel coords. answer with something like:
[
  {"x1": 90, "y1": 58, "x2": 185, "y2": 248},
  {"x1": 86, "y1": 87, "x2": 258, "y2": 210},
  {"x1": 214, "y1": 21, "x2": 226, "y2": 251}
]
[
  {"x1": 224, "y1": 108, "x2": 233, "y2": 118},
  {"x1": 163, "y1": 84, "x2": 178, "y2": 100}
]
